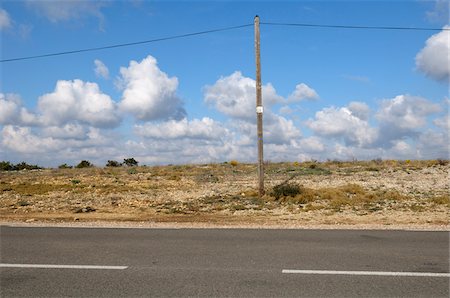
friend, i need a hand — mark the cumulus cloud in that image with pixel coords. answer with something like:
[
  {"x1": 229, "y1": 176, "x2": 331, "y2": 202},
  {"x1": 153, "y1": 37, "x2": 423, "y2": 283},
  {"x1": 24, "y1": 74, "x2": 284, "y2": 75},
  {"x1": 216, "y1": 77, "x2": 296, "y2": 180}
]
[
  {"x1": 376, "y1": 95, "x2": 441, "y2": 132},
  {"x1": 134, "y1": 117, "x2": 229, "y2": 140},
  {"x1": 0, "y1": 93, "x2": 38, "y2": 125},
  {"x1": 287, "y1": 83, "x2": 319, "y2": 102},
  {"x1": 1, "y1": 125, "x2": 62, "y2": 154},
  {"x1": 307, "y1": 106, "x2": 377, "y2": 147},
  {"x1": 41, "y1": 124, "x2": 88, "y2": 140},
  {"x1": 348, "y1": 101, "x2": 371, "y2": 121},
  {"x1": 118, "y1": 55, "x2": 186, "y2": 121},
  {"x1": 26, "y1": 0, "x2": 106, "y2": 26},
  {"x1": 417, "y1": 130, "x2": 449, "y2": 159},
  {"x1": 204, "y1": 71, "x2": 283, "y2": 121},
  {"x1": 94, "y1": 59, "x2": 109, "y2": 79},
  {"x1": 0, "y1": 8, "x2": 12, "y2": 30},
  {"x1": 415, "y1": 27, "x2": 450, "y2": 82},
  {"x1": 264, "y1": 115, "x2": 302, "y2": 145},
  {"x1": 0, "y1": 93, "x2": 21, "y2": 124},
  {"x1": 38, "y1": 79, "x2": 121, "y2": 127},
  {"x1": 297, "y1": 136, "x2": 325, "y2": 153}
]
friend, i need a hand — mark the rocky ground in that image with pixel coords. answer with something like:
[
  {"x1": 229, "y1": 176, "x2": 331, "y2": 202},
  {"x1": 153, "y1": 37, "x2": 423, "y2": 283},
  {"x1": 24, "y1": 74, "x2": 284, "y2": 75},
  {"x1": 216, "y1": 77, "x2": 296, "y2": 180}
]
[{"x1": 0, "y1": 160, "x2": 448, "y2": 230}]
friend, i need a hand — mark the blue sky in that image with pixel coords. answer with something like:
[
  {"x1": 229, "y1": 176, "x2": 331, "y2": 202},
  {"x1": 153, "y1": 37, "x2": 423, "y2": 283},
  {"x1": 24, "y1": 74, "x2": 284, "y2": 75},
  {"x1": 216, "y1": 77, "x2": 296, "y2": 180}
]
[{"x1": 0, "y1": 0, "x2": 449, "y2": 166}]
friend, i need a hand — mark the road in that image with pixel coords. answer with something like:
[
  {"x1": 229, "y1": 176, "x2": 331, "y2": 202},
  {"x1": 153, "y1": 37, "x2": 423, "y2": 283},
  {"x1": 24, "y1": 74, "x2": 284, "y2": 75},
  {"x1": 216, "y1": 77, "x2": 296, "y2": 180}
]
[{"x1": 1, "y1": 226, "x2": 449, "y2": 297}]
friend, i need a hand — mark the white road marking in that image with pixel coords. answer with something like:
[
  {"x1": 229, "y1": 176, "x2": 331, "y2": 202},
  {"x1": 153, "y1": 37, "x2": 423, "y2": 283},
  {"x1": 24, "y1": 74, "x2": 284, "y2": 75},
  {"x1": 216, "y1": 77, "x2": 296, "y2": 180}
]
[
  {"x1": 0, "y1": 263, "x2": 128, "y2": 270},
  {"x1": 282, "y1": 269, "x2": 450, "y2": 277}
]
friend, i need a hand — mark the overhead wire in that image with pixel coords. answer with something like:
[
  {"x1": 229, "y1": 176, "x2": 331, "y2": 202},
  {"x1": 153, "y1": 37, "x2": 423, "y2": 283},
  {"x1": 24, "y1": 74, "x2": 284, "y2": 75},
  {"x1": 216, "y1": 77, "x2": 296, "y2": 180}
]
[
  {"x1": 1, "y1": 21, "x2": 447, "y2": 63},
  {"x1": 261, "y1": 21, "x2": 449, "y2": 31},
  {"x1": 0, "y1": 23, "x2": 253, "y2": 63}
]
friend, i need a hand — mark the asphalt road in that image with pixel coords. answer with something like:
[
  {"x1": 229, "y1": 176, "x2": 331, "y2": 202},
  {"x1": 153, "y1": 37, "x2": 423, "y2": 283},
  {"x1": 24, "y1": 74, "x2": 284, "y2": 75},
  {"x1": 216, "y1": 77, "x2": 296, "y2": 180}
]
[{"x1": 1, "y1": 226, "x2": 449, "y2": 297}]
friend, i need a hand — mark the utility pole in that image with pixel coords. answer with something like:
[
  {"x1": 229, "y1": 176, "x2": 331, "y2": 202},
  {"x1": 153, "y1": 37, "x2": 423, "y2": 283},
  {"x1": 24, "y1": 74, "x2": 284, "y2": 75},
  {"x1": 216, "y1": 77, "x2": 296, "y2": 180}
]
[{"x1": 254, "y1": 15, "x2": 264, "y2": 197}]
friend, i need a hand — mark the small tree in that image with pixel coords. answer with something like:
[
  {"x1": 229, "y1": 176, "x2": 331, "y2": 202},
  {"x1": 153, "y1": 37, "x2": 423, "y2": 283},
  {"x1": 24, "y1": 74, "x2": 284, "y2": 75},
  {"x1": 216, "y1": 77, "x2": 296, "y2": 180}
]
[
  {"x1": 14, "y1": 162, "x2": 41, "y2": 170},
  {"x1": 0, "y1": 161, "x2": 13, "y2": 171},
  {"x1": 76, "y1": 160, "x2": 93, "y2": 168},
  {"x1": 106, "y1": 160, "x2": 121, "y2": 167},
  {"x1": 123, "y1": 158, "x2": 138, "y2": 167},
  {"x1": 58, "y1": 163, "x2": 73, "y2": 169}
]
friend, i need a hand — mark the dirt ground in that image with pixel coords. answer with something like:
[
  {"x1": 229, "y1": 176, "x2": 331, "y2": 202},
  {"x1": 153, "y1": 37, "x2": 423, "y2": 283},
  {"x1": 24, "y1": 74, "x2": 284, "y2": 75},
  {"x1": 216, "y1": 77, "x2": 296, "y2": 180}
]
[{"x1": 1, "y1": 160, "x2": 449, "y2": 230}]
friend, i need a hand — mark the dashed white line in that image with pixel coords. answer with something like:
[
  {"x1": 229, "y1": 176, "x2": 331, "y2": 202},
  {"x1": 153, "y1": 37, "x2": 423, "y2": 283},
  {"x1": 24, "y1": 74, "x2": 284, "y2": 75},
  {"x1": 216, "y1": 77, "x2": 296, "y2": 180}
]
[
  {"x1": 0, "y1": 263, "x2": 128, "y2": 270},
  {"x1": 282, "y1": 269, "x2": 450, "y2": 277}
]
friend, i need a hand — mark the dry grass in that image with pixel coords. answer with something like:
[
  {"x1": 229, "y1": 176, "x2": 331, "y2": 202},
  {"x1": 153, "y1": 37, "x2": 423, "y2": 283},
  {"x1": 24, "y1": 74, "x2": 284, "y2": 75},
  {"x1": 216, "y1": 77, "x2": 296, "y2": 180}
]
[{"x1": 0, "y1": 160, "x2": 449, "y2": 227}]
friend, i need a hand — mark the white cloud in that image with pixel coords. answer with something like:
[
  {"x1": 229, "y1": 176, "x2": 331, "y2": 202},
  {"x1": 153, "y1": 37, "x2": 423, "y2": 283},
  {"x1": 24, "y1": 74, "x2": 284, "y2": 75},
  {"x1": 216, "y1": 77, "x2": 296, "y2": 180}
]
[
  {"x1": 433, "y1": 115, "x2": 450, "y2": 131},
  {"x1": 376, "y1": 95, "x2": 441, "y2": 131},
  {"x1": 38, "y1": 79, "x2": 121, "y2": 127},
  {"x1": 287, "y1": 83, "x2": 319, "y2": 102},
  {"x1": 0, "y1": 93, "x2": 38, "y2": 126},
  {"x1": 264, "y1": 115, "x2": 302, "y2": 145},
  {"x1": 417, "y1": 130, "x2": 449, "y2": 159},
  {"x1": 26, "y1": 0, "x2": 106, "y2": 25},
  {"x1": 41, "y1": 124, "x2": 87, "y2": 140},
  {"x1": 118, "y1": 55, "x2": 186, "y2": 121},
  {"x1": 307, "y1": 106, "x2": 377, "y2": 147},
  {"x1": 1, "y1": 125, "x2": 62, "y2": 154},
  {"x1": 94, "y1": 59, "x2": 109, "y2": 79},
  {"x1": 134, "y1": 117, "x2": 229, "y2": 140},
  {"x1": 0, "y1": 93, "x2": 21, "y2": 124},
  {"x1": 204, "y1": 71, "x2": 283, "y2": 121},
  {"x1": 415, "y1": 27, "x2": 450, "y2": 82},
  {"x1": 0, "y1": 8, "x2": 12, "y2": 30},
  {"x1": 348, "y1": 101, "x2": 371, "y2": 121},
  {"x1": 297, "y1": 136, "x2": 325, "y2": 153}
]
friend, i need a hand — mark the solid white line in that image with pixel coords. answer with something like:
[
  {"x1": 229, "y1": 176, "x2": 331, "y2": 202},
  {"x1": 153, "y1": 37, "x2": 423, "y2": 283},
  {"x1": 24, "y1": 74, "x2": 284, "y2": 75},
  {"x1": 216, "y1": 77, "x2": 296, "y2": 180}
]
[
  {"x1": 0, "y1": 263, "x2": 128, "y2": 270},
  {"x1": 282, "y1": 269, "x2": 450, "y2": 277}
]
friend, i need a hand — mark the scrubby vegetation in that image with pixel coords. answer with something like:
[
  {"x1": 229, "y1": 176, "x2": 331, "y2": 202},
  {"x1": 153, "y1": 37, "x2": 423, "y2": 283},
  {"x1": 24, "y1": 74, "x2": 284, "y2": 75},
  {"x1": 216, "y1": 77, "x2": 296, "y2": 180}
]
[
  {"x1": 75, "y1": 160, "x2": 93, "y2": 168},
  {"x1": 0, "y1": 161, "x2": 42, "y2": 171},
  {"x1": 0, "y1": 159, "x2": 448, "y2": 227}
]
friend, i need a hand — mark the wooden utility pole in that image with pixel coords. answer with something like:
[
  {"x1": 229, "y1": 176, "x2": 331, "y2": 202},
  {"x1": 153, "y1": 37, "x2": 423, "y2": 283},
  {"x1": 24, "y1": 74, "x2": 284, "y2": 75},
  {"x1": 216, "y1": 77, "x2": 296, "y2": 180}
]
[{"x1": 254, "y1": 15, "x2": 264, "y2": 197}]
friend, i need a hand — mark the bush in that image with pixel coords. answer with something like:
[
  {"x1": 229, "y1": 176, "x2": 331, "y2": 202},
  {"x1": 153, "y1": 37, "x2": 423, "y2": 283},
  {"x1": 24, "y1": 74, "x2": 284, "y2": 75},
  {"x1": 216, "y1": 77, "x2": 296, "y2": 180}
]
[
  {"x1": 271, "y1": 183, "x2": 303, "y2": 199},
  {"x1": 0, "y1": 161, "x2": 41, "y2": 171},
  {"x1": 123, "y1": 158, "x2": 138, "y2": 167},
  {"x1": 76, "y1": 160, "x2": 93, "y2": 168},
  {"x1": 0, "y1": 161, "x2": 14, "y2": 171},
  {"x1": 106, "y1": 160, "x2": 122, "y2": 167},
  {"x1": 58, "y1": 163, "x2": 73, "y2": 169},
  {"x1": 14, "y1": 162, "x2": 41, "y2": 171},
  {"x1": 230, "y1": 160, "x2": 239, "y2": 167}
]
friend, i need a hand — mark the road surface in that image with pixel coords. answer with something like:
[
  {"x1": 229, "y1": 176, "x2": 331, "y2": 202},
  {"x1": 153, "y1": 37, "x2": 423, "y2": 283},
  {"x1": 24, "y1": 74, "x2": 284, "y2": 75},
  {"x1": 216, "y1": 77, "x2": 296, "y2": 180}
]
[{"x1": 1, "y1": 226, "x2": 449, "y2": 297}]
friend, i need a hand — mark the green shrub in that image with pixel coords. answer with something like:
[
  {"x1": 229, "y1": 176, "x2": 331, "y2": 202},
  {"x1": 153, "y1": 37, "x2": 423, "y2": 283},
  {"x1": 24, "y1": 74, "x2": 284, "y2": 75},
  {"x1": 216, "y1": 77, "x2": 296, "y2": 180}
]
[
  {"x1": 76, "y1": 160, "x2": 93, "y2": 168},
  {"x1": 123, "y1": 158, "x2": 139, "y2": 167},
  {"x1": 58, "y1": 163, "x2": 73, "y2": 169},
  {"x1": 106, "y1": 160, "x2": 122, "y2": 167},
  {"x1": 272, "y1": 183, "x2": 302, "y2": 199},
  {"x1": 0, "y1": 161, "x2": 13, "y2": 171}
]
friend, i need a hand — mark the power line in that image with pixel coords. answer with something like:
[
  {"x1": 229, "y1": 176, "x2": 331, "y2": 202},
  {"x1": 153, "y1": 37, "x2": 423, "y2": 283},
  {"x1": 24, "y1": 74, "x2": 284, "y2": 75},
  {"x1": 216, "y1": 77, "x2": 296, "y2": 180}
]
[
  {"x1": 0, "y1": 23, "x2": 253, "y2": 63},
  {"x1": 261, "y1": 22, "x2": 449, "y2": 31},
  {"x1": 2, "y1": 21, "x2": 447, "y2": 63}
]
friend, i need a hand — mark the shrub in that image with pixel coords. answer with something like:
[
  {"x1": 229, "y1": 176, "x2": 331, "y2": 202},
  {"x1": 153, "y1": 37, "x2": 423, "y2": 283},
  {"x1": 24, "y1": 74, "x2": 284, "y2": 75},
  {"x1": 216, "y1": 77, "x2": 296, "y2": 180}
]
[
  {"x1": 16, "y1": 162, "x2": 41, "y2": 170},
  {"x1": 123, "y1": 158, "x2": 138, "y2": 167},
  {"x1": 58, "y1": 163, "x2": 72, "y2": 169},
  {"x1": 0, "y1": 161, "x2": 14, "y2": 171},
  {"x1": 76, "y1": 160, "x2": 93, "y2": 168},
  {"x1": 106, "y1": 160, "x2": 122, "y2": 167},
  {"x1": 0, "y1": 161, "x2": 42, "y2": 171},
  {"x1": 230, "y1": 160, "x2": 239, "y2": 167},
  {"x1": 272, "y1": 183, "x2": 302, "y2": 199}
]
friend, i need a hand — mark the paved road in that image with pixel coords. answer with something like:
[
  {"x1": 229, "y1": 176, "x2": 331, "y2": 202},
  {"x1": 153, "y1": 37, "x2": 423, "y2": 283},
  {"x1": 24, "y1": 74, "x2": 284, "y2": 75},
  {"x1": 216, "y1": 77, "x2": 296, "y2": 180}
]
[{"x1": 1, "y1": 226, "x2": 449, "y2": 297}]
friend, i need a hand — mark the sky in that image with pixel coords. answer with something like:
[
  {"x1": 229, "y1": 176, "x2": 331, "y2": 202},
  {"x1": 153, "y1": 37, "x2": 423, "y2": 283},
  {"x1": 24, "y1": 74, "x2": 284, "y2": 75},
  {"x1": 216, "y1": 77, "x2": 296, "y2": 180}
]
[{"x1": 0, "y1": 0, "x2": 449, "y2": 167}]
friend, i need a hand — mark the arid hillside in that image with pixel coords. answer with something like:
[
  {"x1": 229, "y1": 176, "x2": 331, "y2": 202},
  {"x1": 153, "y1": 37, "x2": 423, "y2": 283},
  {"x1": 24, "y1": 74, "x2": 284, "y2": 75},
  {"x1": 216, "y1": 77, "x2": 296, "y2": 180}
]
[{"x1": 1, "y1": 160, "x2": 448, "y2": 229}]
